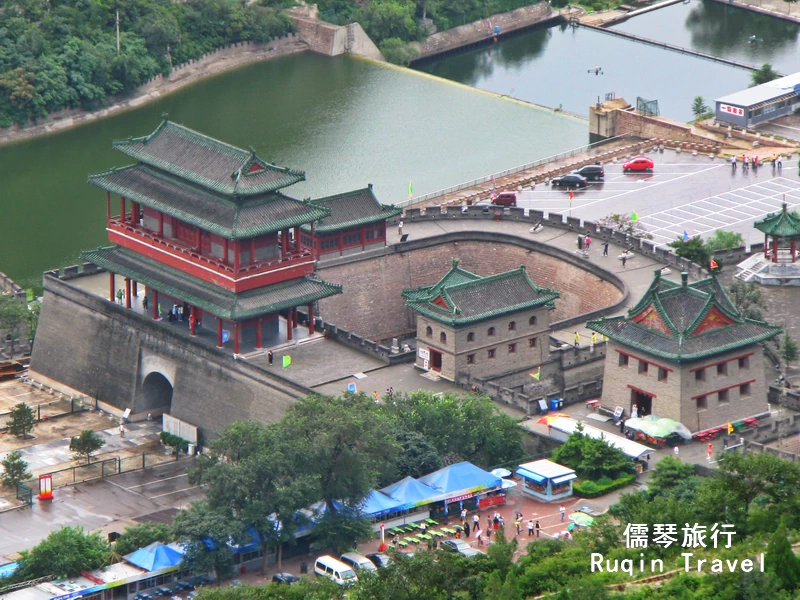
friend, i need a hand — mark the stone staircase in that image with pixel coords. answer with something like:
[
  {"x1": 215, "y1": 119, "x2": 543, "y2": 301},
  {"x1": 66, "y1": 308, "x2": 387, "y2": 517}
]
[{"x1": 735, "y1": 255, "x2": 769, "y2": 282}]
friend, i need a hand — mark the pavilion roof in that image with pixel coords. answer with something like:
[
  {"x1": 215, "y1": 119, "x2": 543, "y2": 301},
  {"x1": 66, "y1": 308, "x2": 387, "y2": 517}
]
[
  {"x1": 82, "y1": 246, "x2": 342, "y2": 321},
  {"x1": 88, "y1": 164, "x2": 330, "y2": 240},
  {"x1": 402, "y1": 261, "x2": 559, "y2": 326},
  {"x1": 111, "y1": 119, "x2": 305, "y2": 196},
  {"x1": 754, "y1": 203, "x2": 800, "y2": 237},
  {"x1": 301, "y1": 187, "x2": 402, "y2": 233},
  {"x1": 587, "y1": 270, "x2": 780, "y2": 362}
]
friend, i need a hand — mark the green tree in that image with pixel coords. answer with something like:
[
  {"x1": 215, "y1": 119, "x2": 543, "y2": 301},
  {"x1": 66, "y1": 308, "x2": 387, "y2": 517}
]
[
  {"x1": 172, "y1": 500, "x2": 242, "y2": 585},
  {"x1": 552, "y1": 429, "x2": 635, "y2": 480},
  {"x1": 766, "y1": 516, "x2": 800, "y2": 591},
  {"x1": 715, "y1": 451, "x2": 800, "y2": 518},
  {"x1": 668, "y1": 235, "x2": 711, "y2": 267},
  {"x1": 69, "y1": 429, "x2": 105, "y2": 464},
  {"x1": 751, "y1": 63, "x2": 780, "y2": 87},
  {"x1": 379, "y1": 37, "x2": 418, "y2": 65},
  {"x1": 691, "y1": 95, "x2": 708, "y2": 118},
  {"x1": 311, "y1": 510, "x2": 375, "y2": 556},
  {"x1": 1, "y1": 450, "x2": 31, "y2": 488},
  {"x1": 705, "y1": 229, "x2": 745, "y2": 252},
  {"x1": 114, "y1": 522, "x2": 173, "y2": 556},
  {"x1": 8, "y1": 402, "x2": 36, "y2": 438},
  {"x1": 781, "y1": 334, "x2": 798, "y2": 371},
  {"x1": 390, "y1": 429, "x2": 443, "y2": 482},
  {"x1": 195, "y1": 579, "x2": 342, "y2": 599},
  {"x1": 486, "y1": 527, "x2": 517, "y2": 578},
  {"x1": 0, "y1": 294, "x2": 28, "y2": 359},
  {"x1": 646, "y1": 456, "x2": 696, "y2": 498},
  {"x1": 728, "y1": 280, "x2": 767, "y2": 320},
  {"x1": 189, "y1": 420, "x2": 317, "y2": 570},
  {"x1": 15, "y1": 526, "x2": 111, "y2": 580},
  {"x1": 25, "y1": 300, "x2": 41, "y2": 346}
]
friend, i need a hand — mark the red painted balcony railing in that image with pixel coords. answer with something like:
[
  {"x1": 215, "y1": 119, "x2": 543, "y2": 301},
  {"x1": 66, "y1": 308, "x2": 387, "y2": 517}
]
[{"x1": 107, "y1": 218, "x2": 315, "y2": 285}]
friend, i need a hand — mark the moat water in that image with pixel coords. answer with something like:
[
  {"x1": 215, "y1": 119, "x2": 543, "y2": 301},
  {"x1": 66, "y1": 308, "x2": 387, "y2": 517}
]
[
  {"x1": 3, "y1": 0, "x2": 797, "y2": 288},
  {"x1": 0, "y1": 53, "x2": 586, "y2": 289}
]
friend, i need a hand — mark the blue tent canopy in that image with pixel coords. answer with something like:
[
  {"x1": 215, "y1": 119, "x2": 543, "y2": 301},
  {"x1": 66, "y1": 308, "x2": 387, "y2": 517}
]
[
  {"x1": 124, "y1": 542, "x2": 184, "y2": 571},
  {"x1": 418, "y1": 462, "x2": 502, "y2": 499},
  {"x1": 228, "y1": 528, "x2": 261, "y2": 553},
  {"x1": 360, "y1": 490, "x2": 403, "y2": 517},
  {"x1": 380, "y1": 476, "x2": 440, "y2": 510}
]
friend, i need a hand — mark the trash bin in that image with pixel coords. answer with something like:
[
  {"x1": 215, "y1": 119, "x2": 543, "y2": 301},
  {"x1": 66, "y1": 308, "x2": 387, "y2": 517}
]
[
  {"x1": 300, "y1": 562, "x2": 308, "y2": 574},
  {"x1": 549, "y1": 398, "x2": 563, "y2": 411}
]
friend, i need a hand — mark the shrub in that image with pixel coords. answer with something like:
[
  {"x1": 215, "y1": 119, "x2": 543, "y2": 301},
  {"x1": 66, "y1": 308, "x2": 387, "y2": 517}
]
[
  {"x1": 574, "y1": 473, "x2": 636, "y2": 498},
  {"x1": 160, "y1": 432, "x2": 189, "y2": 453}
]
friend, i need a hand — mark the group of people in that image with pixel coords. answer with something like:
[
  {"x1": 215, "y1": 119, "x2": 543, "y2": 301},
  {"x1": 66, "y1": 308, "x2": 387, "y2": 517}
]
[{"x1": 731, "y1": 153, "x2": 783, "y2": 170}]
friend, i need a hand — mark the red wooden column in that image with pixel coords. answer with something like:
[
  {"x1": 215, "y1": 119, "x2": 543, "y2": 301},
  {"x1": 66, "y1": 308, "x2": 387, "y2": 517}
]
[
  {"x1": 773, "y1": 237, "x2": 779, "y2": 262},
  {"x1": 308, "y1": 304, "x2": 315, "y2": 335},
  {"x1": 286, "y1": 311, "x2": 293, "y2": 342},
  {"x1": 765, "y1": 234, "x2": 769, "y2": 259},
  {"x1": 124, "y1": 278, "x2": 132, "y2": 309},
  {"x1": 106, "y1": 192, "x2": 111, "y2": 220},
  {"x1": 131, "y1": 202, "x2": 139, "y2": 225},
  {"x1": 132, "y1": 280, "x2": 138, "y2": 297},
  {"x1": 310, "y1": 223, "x2": 317, "y2": 259},
  {"x1": 217, "y1": 319, "x2": 224, "y2": 348},
  {"x1": 120, "y1": 197, "x2": 126, "y2": 224},
  {"x1": 109, "y1": 272, "x2": 115, "y2": 302},
  {"x1": 152, "y1": 290, "x2": 159, "y2": 319},
  {"x1": 234, "y1": 322, "x2": 241, "y2": 354},
  {"x1": 195, "y1": 227, "x2": 201, "y2": 251},
  {"x1": 190, "y1": 307, "x2": 197, "y2": 336},
  {"x1": 256, "y1": 317, "x2": 263, "y2": 349}
]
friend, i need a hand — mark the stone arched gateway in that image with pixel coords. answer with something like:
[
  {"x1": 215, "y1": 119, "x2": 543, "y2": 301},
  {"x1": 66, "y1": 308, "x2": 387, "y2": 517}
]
[{"x1": 140, "y1": 372, "x2": 174, "y2": 414}]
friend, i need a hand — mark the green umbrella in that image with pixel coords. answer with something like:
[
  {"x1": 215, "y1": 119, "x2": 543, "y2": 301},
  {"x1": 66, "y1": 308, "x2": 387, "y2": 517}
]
[{"x1": 569, "y1": 512, "x2": 595, "y2": 527}]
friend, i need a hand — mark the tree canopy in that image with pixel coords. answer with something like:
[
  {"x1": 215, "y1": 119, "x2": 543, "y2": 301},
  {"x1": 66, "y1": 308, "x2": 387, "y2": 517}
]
[
  {"x1": 69, "y1": 429, "x2": 106, "y2": 463},
  {"x1": 751, "y1": 63, "x2": 780, "y2": 87},
  {"x1": 15, "y1": 526, "x2": 111, "y2": 580},
  {"x1": 0, "y1": 0, "x2": 293, "y2": 127},
  {"x1": 114, "y1": 522, "x2": 173, "y2": 557},
  {"x1": 668, "y1": 235, "x2": 711, "y2": 267}
]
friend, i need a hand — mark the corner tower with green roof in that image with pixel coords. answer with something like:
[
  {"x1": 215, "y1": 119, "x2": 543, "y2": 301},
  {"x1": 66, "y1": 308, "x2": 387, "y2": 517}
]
[
  {"x1": 85, "y1": 118, "x2": 343, "y2": 354},
  {"x1": 755, "y1": 202, "x2": 800, "y2": 264},
  {"x1": 587, "y1": 270, "x2": 780, "y2": 432},
  {"x1": 403, "y1": 261, "x2": 560, "y2": 381}
]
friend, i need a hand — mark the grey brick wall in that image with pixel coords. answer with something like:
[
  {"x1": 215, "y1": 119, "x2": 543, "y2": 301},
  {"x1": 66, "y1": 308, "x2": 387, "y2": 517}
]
[{"x1": 31, "y1": 276, "x2": 309, "y2": 441}]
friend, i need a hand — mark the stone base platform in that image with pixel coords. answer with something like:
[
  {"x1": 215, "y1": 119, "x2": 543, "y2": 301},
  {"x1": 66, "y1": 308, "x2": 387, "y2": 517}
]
[{"x1": 736, "y1": 254, "x2": 800, "y2": 285}]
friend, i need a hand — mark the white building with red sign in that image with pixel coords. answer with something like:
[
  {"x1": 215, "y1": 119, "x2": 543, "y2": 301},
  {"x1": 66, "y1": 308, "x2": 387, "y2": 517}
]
[{"x1": 715, "y1": 72, "x2": 800, "y2": 127}]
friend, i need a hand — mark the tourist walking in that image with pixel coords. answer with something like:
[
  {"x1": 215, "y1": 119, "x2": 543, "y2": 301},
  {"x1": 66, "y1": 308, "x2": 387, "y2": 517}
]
[
  {"x1": 602, "y1": 241, "x2": 609, "y2": 256},
  {"x1": 398, "y1": 220, "x2": 404, "y2": 236},
  {"x1": 515, "y1": 517, "x2": 522, "y2": 535},
  {"x1": 142, "y1": 295, "x2": 148, "y2": 312},
  {"x1": 268, "y1": 350, "x2": 274, "y2": 366},
  {"x1": 116, "y1": 288, "x2": 124, "y2": 305},
  {"x1": 621, "y1": 254, "x2": 627, "y2": 268},
  {"x1": 465, "y1": 522, "x2": 471, "y2": 537},
  {"x1": 527, "y1": 519, "x2": 534, "y2": 537},
  {"x1": 373, "y1": 390, "x2": 379, "y2": 402},
  {"x1": 731, "y1": 155, "x2": 737, "y2": 170},
  {"x1": 535, "y1": 520, "x2": 541, "y2": 537},
  {"x1": 119, "y1": 422, "x2": 125, "y2": 437},
  {"x1": 461, "y1": 508, "x2": 468, "y2": 523},
  {"x1": 778, "y1": 154, "x2": 784, "y2": 169},
  {"x1": 477, "y1": 529, "x2": 484, "y2": 546},
  {"x1": 559, "y1": 505, "x2": 566, "y2": 522},
  {"x1": 584, "y1": 235, "x2": 591, "y2": 251}
]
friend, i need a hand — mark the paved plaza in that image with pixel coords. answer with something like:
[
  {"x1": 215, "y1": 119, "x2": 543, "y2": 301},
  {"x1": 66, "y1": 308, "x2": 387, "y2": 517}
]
[{"x1": 515, "y1": 151, "x2": 800, "y2": 247}]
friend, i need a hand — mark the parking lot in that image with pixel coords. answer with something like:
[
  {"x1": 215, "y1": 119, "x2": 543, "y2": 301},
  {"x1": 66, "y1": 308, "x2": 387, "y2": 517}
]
[{"x1": 515, "y1": 151, "x2": 800, "y2": 247}]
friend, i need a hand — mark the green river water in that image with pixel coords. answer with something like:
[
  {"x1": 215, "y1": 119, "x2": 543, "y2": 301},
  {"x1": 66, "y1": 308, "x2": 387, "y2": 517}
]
[{"x1": 0, "y1": 53, "x2": 587, "y2": 288}]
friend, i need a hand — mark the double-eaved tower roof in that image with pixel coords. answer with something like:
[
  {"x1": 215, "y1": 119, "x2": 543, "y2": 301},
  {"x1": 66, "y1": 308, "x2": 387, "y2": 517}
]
[{"x1": 587, "y1": 270, "x2": 780, "y2": 363}]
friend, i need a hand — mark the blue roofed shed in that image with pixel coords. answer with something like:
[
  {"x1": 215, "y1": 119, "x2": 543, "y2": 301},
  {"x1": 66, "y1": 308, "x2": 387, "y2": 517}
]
[
  {"x1": 418, "y1": 461, "x2": 502, "y2": 502},
  {"x1": 379, "y1": 476, "x2": 440, "y2": 511},
  {"x1": 516, "y1": 459, "x2": 576, "y2": 502},
  {"x1": 360, "y1": 490, "x2": 403, "y2": 518},
  {"x1": 124, "y1": 542, "x2": 184, "y2": 571}
]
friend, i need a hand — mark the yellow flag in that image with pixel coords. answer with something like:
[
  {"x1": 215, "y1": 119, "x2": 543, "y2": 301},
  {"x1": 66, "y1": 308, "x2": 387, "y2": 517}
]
[{"x1": 727, "y1": 422, "x2": 734, "y2": 435}]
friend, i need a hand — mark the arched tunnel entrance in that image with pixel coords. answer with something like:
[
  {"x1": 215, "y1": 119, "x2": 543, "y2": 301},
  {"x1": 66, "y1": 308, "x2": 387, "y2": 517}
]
[{"x1": 139, "y1": 372, "x2": 174, "y2": 414}]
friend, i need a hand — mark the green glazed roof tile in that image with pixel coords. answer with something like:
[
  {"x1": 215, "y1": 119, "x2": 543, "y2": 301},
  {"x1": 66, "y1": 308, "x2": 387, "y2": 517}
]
[
  {"x1": 300, "y1": 187, "x2": 403, "y2": 233},
  {"x1": 754, "y1": 203, "x2": 800, "y2": 237},
  {"x1": 82, "y1": 246, "x2": 341, "y2": 321}
]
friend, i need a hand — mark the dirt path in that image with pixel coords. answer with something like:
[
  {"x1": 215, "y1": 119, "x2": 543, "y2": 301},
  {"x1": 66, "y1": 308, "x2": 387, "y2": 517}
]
[{"x1": 0, "y1": 38, "x2": 308, "y2": 147}]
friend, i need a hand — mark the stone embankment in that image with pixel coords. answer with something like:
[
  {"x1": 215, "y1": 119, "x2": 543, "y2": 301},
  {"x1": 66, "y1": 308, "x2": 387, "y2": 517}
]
[
  {"x1": 0, "y1": 36, "x2": 307, "y2": 146},
  {"x1": 410, "y1": 2, "x2": 558, "y2": 61}
]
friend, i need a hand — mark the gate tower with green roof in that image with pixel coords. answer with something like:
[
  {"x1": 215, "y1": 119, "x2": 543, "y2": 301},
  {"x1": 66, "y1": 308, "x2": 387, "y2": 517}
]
[
  {"x1": 587, "y1": 270, "x2": 780, "y2": 433},
  {"x1": 85, "y1": 119, "x2": 343, "y2": 354}
]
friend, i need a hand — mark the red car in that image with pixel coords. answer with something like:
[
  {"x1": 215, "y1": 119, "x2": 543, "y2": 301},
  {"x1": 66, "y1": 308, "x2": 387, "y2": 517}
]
[{"x1": 622, "y1": 156, "x2": 654, "y2": 172}]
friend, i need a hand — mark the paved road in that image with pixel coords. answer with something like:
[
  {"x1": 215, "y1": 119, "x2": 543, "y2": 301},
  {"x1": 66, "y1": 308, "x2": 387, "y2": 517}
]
[{"x1": 0, "y1": 460, "x2": 203, "y2": 560}]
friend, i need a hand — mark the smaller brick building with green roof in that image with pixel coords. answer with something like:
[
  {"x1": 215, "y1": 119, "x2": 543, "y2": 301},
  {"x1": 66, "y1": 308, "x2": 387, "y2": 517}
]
[
  {"x1": 403, "y1": 261, "x2": 559, "y2": 380},
  {"x1": 299, "y1": 185, "x2": 402, "y2": 257},
  {"x1": 588, "y1": 270, "x2": 780, "y2": 432}
]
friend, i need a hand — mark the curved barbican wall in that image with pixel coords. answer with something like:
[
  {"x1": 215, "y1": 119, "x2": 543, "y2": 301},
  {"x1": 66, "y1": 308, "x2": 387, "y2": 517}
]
[{"x1": 316, "y1": 231, "x2": 626, "y2": 341}]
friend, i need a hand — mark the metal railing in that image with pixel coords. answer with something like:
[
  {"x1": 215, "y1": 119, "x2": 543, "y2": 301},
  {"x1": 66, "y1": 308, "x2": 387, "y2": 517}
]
[{"x1": 399, "y1": 133, "x2": 636, "y2": 207}]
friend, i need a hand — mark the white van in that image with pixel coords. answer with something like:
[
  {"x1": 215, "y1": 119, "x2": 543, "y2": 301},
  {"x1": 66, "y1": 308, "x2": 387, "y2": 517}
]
[
  {"x1": 314, "y1": 555, "x2": 358, "y2": 586},
  {"x1": 340, "y1": 552, "x2": 378, "y2": 574}
]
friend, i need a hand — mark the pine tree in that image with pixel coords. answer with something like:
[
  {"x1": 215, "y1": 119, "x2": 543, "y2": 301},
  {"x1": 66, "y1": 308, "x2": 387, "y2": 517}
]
[
  {"x1": 781, "y1": 334, "x2": 798, "y2": 371},
  {"x1": 1, "y1": 451, "x2": 31, "y2": 487},
  {"x1": 8, "y1": 402, "x2": 36, "y2": 438},
  {"x1": 767, "y1": 516, "x2": 800, "y2": 591}
]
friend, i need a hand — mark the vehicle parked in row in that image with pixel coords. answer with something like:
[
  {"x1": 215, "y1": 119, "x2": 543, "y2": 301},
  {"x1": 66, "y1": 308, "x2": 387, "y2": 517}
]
[
  {"x1": 340, "y1": 552, "x2": 378, "y2": 574},
  {"x1": 491, "y1": 191, "x2": 517, "y2": 206},
  {"x1": 622, "y1": 156, "x2": 654, "y2": 172},
  {"x1": 366, "y1": 553, "x2": 393, "y2": 569},
  {"x1": 571, "y1": 164, "x2": 604, "y2": 181},
  {"x1": 272, "y1": 573, "x2": 300, "y2": 584},
  {"x1": 440, "y1": 539, "x2": 486, "y2": 557},
  {"x1": 550, "y1": 174, "x2": 588, "y2": 188},
  {"x1": 314, "y1": 555, "x2": 358, "y2": 586}
]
